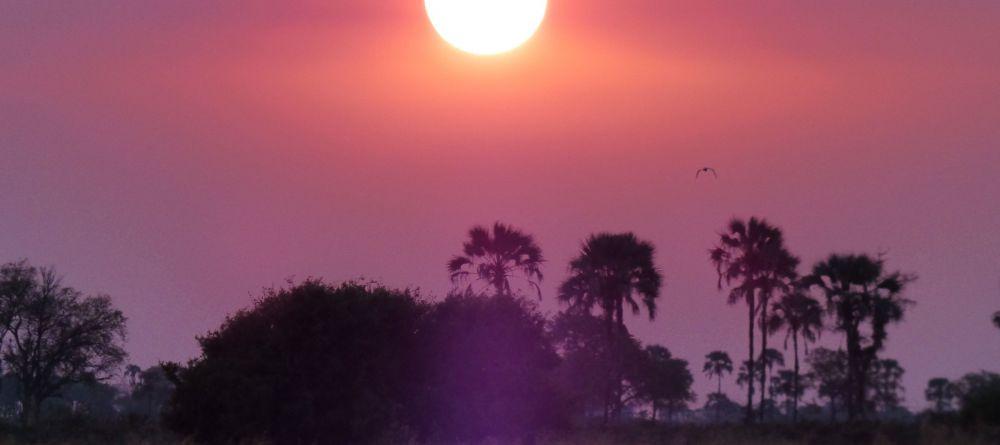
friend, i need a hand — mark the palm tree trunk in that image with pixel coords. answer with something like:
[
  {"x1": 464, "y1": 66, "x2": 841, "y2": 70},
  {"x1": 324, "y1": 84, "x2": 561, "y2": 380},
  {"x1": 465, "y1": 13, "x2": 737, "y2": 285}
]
[
  {"x1": 614, "y1": 297, "x2": 626, "y2": 419},
  {"x1": 603, "y1": 306, "x2": 614, "y2": 427},
  {"x1": 792, "y1": 331, "x2": 800, "y2": 423},
  {"x1": 845, "y1": 322, "x2": 861, "y2": 421},
  {"x1": 759, "y1": 300, "x2": 769, "y2": 423},
  {"x1": 746, "y1": 291, "x2": 756, "y2": 424}
]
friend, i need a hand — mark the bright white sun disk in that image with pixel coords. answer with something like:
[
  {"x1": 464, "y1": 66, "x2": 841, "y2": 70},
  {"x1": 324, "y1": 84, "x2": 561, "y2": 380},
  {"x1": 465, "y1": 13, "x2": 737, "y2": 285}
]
[{"x1": 425, "y1": 0, "x2": 547, "y2": 55}]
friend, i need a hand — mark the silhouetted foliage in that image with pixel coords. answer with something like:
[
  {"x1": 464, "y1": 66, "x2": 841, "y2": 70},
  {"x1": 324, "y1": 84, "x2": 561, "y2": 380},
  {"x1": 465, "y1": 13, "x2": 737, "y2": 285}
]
[
  {"x1": 702, "y1": 351, "x2": 733, "y2": 422},
  {"x1": 636, "y1": 345, "x2": 694, "y2": 422},
  {"x1": 162, "y1": 281, "x2": 428, "y2": 444},
  {"x1": 548, "y1": 310, "x2": 644, "y2": 426},
  {"x1": 0, "y1": 261, "x2": 127, "y2": 427},
  {"x1": 559, "y1": 232, "x2": 662, "y2": 424},
  {"x1": 121, "y1": 366, "x2": 174, "y2": 421},
  {"x1": 703, "y1": 393, "x2": 744, "y2": 423},
  {"x1": 447, "y1": 222, "x2": 544, "y2": 298},
  {"x1": 758, "y1": 348, "x2": 784, "y2": 421},
  {"x1": 925, "y1": 377, "x2": 957, "y2": 413},
  {"x1": 807, "y1": 348, "x2": 849, "y2": 422},
  {"x1": 804, "y1": 254, "x2": 914, "y2": 421},
  {"x1": 709, "y1": 217, "x2": 798, "y2": 423},
  {"x1": 768, "y1": 290, "x2": 823, "y2": 422},
  {"x1": 869, "y1": 358, "x2": 905, "y2": 415},
  {"x1": 993, "y1": 311, "x2": 1000, "y2": 330},
  {"x1": 770, "y1": 370, "x2": 806, "y2": 419},
  {"x1": 953, "y1": 371, "x2": 1000, "y2": 426},
  {"x1": 415, "y1": 292, "x2": 561, "y2": 443}
]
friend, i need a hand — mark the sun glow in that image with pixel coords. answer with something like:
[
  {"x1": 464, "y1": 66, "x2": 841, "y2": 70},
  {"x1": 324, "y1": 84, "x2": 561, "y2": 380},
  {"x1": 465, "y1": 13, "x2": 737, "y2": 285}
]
[{"x1": 425, "y1": 0, "x2": 547, "y2": 56}]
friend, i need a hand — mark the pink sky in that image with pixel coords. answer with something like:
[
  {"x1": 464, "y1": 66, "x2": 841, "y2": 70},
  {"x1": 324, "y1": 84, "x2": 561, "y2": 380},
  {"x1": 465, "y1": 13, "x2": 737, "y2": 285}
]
[{"x1": 2, "y1": 1, "x2": 1000, "y2": 409}]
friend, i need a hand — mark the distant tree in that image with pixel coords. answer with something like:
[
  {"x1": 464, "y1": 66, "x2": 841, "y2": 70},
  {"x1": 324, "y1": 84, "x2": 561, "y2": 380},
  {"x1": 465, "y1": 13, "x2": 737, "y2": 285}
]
[
  {"x1": 953, "y1": 371, "x2": 1000, "y2": 426},
  {"x1": 993, "y1": 311, "x2": 1000, "y2": 330},
  {"x1": 768, "y1": 290, "x2": 823, "y2": 422},
  {"x1": 758, "y1": 348, "x2": 784, "y2": 421},
  {"x1": 804, "y1": 254, "x2": 914, "y2": 421},
  {"x1": 703, "y1": 393, "x2": 743, "y2": 423},
  {"x1": 123, "y1": 366, "x2": 174, "y2": 420},
  {"x1": 124, "y1": 364, "x2": 142, "y2": 389},
  {"x1": 0, "y1": 262, "x2": 127, "y2": 427},
  {"x1": 807, "y1": 348, "x2": 849, "y2": 422},
  {"x1": 702, "y1": 351, "x2": 733, "y2": 422},
  {"x1": 447, "y1": 222, "x2": 544, "y2": 298},
  {"x1": 163, "y1": 281, "x2": 427, "y2": 444},
  {"x1": 417, "y1": 292, "x2": 561, "y2": 443},
  {"x1": 770, "y1": 370, "x2": 804, "y2": 419},
  {"x1": 869, "y1": 359, "x2": 905, "y2": 415},
  {"x1": 709, "y1": 217, "x2": 798, "y2": 423},
  {"x1": 925, "y1": 377, "x2": 956, "y2": 413},
  {"x1": 559, "y1": 232, "x2": 662, "y2": 424},
  {"x1": 736, "y1": 360, "x2": 762, "y2": 391},
  {"x1": 549, "y1": 310, "x2": 642, "y2": 424},
  {"x1": 637, "y1": 346, "x2": 694, "y2": 422}
]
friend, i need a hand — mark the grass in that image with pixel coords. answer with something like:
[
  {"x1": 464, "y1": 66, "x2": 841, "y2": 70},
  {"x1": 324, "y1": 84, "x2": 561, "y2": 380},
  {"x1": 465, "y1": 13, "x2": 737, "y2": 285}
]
[{"x1": 0, "y1": 421, "x2": 996, "y2": 445}]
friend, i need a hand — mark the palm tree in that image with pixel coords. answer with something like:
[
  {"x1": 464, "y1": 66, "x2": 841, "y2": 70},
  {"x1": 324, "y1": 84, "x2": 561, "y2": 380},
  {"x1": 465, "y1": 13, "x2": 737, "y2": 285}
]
[
  {"x1": 703, "y1": 351, "x2": 733, "y2": 422},
  {"x1": 768, "y1": 290, "x2": 823, "y2": 422},
  {"x1": 447, "y1": 222, "x2": 544, "y2": 298},
  {"x1": 559, "y1": 232, "x2": 663, "y2": 424},
  {"x1": 803, "y1": 254, "x2": 913, "y2": 421},
  {"x1": 709, "y1": 217, "x2": 798, "y2": 423}
]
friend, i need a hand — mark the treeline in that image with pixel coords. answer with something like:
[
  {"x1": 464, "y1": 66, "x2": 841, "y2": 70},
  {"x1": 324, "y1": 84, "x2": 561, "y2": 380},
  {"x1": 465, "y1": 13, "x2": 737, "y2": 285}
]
[{"x1": 0, "y1": 218, "x2": 998, "y2": 444}]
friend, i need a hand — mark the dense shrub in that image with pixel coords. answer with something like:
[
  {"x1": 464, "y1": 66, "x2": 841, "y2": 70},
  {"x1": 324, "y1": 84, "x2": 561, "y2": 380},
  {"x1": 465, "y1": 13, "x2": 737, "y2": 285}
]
[{"x1": 162, "y1": 281, "x2": 428, "y2": 444}]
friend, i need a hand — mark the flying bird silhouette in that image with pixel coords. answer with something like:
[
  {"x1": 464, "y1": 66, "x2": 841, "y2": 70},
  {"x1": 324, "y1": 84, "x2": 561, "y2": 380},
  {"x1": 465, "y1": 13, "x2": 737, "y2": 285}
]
[{"x1": 696, "y1": 167, "x2": 718, "y2": 179}]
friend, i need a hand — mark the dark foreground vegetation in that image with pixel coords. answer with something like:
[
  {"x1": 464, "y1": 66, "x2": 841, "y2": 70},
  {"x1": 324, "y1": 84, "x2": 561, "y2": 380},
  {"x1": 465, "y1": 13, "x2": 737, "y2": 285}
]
[{"x1": 0, "y1": 218, "x2": 998, "y2": 444}]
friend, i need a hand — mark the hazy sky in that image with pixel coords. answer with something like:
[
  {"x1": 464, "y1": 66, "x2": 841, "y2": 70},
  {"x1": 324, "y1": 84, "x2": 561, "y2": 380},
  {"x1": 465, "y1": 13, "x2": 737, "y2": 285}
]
[{"x1": 3, "y1": 1, "x2": 999, "y2": 409}]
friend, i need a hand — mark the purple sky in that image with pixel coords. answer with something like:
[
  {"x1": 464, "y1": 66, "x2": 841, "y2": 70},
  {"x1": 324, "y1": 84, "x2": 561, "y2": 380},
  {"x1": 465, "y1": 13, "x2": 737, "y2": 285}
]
[{"x1": 2, "y1": 1, "x2": 1000, "y2": 409}]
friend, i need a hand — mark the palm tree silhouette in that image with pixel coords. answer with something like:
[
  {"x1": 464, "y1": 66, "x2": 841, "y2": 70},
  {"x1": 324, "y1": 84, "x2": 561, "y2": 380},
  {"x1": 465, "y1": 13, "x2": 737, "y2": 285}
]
[
  {"x1": 447, "y1": 222, "x2": 544, "y2": 298},
  {"x1": 703, "y1": 351, "x2": 733, "y2": 422},
  {"x1": 768, "y1": 290, "x2": 823, "y2": 422},
  {"x1": 709, "y1": 217, "x2": 799, "y2": 423},
  {"x1": 804, "y1": 254, "x2": 913, "y2": 421},
  {"x1": 559, "y1": 232, "x2": 663, "y2": 424}
]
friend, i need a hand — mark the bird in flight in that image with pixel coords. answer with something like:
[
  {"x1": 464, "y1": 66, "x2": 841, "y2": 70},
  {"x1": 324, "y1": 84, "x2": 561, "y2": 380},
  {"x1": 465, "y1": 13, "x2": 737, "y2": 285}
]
[{"x1": 696, "y1": 167, "x2": 718, "y2": 179}]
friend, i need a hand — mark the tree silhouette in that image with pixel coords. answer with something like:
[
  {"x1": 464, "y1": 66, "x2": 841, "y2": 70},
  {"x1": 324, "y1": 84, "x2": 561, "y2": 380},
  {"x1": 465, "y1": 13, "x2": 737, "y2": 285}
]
[
  {"x1": 637, "y1": 345, "x2": 694, "y2": 423},
  {"x1": 768, "y1": 290, "x2": 823, "y2": 422},
  {"x1": 559, "y1": 232, "x2": 662, "y2": 424},
  {"x1": 925, "y1": 377, "x2": 956, "y2": 413},
  {"x1": 124, "y1": 364, "x2": 142, "y2": 389},
  {"x1": 163, "y1": 281, "x2": 428, "y2": 444},
  {"x1": 758, "y1": 348, "x2": 784, "y2": 421},
  {"x1": 447, "y1": 222, "x2": 544, "y2": 298},
  {"x1": 807, "y1": 348, "x2": 849, "y2": 422},
  {"x1": 993, "y1": 310, "x2": 1000, "y2": 330},
  {"x1": 0, "y1": 262, "x2": 127, "y2": 427},
  {"x1": 736, "y1": 360, "x2": 761, "y2": 391},
  {"x1": 804, "y1": 254, "x2": 913, "y2": 421},
  {"x1": 770, "y1": 370, "x2": 804, "y2": 419},
  {"x1": 870, "y1": 358, "x2": 905, "y2": 415},
  {"x1": 702, "y1": 351, "x2": 733, "y2": 422},
  {"x1": 710, "y1": 217, "x2": 798, "y2": 423}
]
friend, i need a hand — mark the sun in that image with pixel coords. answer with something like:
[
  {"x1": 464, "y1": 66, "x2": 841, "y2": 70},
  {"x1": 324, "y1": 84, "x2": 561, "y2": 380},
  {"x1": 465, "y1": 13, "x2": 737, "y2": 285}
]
[{"x1": 425, "y1": 0, "x2": 547, "y2": 56}]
